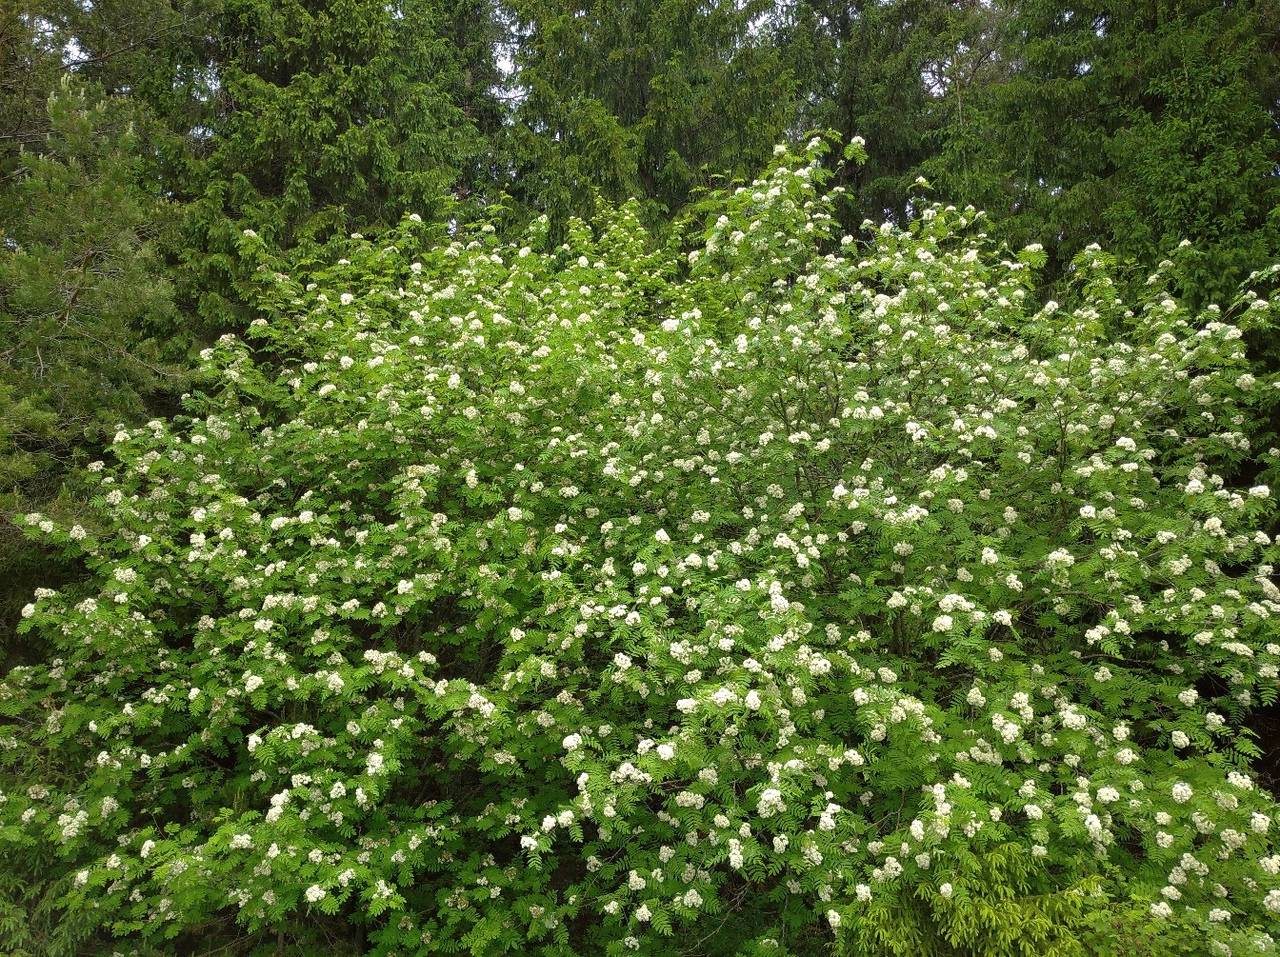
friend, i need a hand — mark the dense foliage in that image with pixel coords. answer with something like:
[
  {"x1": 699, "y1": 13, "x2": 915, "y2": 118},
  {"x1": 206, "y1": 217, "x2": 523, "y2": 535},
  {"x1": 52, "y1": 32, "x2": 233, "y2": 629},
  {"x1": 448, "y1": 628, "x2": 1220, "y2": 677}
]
[
  {"x1": 926, "y1": 0, "x2": 1280, "y2": 302},
  {"x1": 4, "y1": 1, "x2": 1280, "y2": 952},
  {"x1": 3, "y1": 2, "x2": 1278, "y2": 658},
  {"x1": 179, "y1": 0, "x2": 503, "y2": 327},
  {"x1": 0, "y1": 78, "x2": 185, "y2": 651},
  {"x1": 0, "y1": 0, "x2": 499, "y2": 654},
  {"x1": 780, "y1": 0, "x2": 975, "y2": 228},
  {"x1": 4, "y1": 142, "x2": 1280, "y2": 955},
  {"x1": 504, "y1": 0, "x2": 796, "y2": 223}
]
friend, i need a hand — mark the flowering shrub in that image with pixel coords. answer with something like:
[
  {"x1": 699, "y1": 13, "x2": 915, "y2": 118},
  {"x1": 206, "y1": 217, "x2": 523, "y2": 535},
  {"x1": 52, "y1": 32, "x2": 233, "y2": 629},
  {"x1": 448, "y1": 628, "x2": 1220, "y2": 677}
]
[{"x1": 4, "y1": 139, "x2": 1280, "y2": 956}]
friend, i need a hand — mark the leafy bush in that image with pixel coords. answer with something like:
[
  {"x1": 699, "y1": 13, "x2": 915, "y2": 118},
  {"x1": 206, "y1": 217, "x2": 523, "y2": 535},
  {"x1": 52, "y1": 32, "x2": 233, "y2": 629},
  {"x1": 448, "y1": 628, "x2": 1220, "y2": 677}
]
[{"x1": 4, "y1": 140, "x2": 1280, "y2": 956}]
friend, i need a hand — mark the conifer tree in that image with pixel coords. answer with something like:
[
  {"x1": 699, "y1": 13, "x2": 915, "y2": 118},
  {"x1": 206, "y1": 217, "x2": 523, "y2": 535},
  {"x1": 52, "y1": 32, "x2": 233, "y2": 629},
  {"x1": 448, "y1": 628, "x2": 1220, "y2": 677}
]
[
  {"x1": 504, "y1": 0, "x2": 796, "y2": 223},
  {"x1": 180, "y1": 0, "x2": 502, "y2": 326},
  {"x1": 926, "y1": 0, "x2": 1280, "y2": 300},
  {"x1": 777, "y1": 0, "x2": 979, "y2": 226},
  {"x1": 0, "y1": 78, "x2": 183, "y2": 658}
]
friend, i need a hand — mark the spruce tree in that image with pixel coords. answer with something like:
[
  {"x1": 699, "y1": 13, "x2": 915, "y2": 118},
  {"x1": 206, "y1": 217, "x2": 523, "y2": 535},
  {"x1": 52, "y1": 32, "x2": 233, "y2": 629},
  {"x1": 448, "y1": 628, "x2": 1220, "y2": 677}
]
[
  {"x1": 927, "y1": 0, "x2": 1280, "y2": 301},
  {"x1": 776, "y1": 0, "x2": 978, "y2": 226},
  {"x1": 504, "y1": 0, "x2": 796, "y2": 224},
  {"x1": 176, "y1": 0, "x2": 502, "y2": 326},
  {"x1": 0, "y1": 78, "x2": 183, "y2": 659}
]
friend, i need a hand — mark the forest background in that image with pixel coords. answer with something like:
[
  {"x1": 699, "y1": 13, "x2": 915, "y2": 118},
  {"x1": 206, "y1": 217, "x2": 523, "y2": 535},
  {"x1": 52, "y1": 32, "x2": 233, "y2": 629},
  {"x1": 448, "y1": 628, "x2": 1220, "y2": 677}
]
[{"x1": 2, "y1": 0, "x2": 1280, "y2": 650}]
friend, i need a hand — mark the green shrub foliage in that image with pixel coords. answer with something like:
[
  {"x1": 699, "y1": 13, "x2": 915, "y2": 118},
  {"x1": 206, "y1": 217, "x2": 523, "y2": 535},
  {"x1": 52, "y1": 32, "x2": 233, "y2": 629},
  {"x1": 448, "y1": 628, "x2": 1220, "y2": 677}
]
[{"x1": 4, "y1": 141, "x2": 1280, "y2": 956}]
